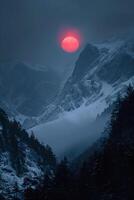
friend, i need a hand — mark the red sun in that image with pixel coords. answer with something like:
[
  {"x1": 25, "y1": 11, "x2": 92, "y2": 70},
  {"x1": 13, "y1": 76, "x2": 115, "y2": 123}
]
[{"x1": 61, "y1": 36, "x2": 80, "y2": 53}]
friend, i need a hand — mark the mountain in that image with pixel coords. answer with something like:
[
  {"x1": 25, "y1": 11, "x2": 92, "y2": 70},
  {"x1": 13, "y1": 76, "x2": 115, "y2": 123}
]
[
  {"x1": 31, "y1": 38, "x2": 134, "y2": 158},
  {"x1": 0, "y1": 61, "x2": 60, "y2": 119},
  {"x1": 39, "y1": 38, "x2": 134, "y2": 123},
  {"x1": 0, "y1": 108, "x2": 56, "y2": 199}
]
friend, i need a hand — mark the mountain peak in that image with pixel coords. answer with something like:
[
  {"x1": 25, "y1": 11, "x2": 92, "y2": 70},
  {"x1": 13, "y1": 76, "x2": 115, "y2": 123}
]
[{"x1": 72, "y1": 43, "x2": 99, "y2": 81}]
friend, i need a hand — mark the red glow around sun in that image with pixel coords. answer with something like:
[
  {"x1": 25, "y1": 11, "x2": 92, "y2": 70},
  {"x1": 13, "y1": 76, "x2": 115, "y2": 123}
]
[{"x1": 59, "y1": 29, "x2": 81, "y2": 53}]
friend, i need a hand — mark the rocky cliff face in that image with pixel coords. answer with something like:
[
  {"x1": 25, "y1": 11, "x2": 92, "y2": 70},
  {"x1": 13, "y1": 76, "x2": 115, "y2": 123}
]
[{"x1": 39, "y1": 38, "x2": 134, "y2": 123}]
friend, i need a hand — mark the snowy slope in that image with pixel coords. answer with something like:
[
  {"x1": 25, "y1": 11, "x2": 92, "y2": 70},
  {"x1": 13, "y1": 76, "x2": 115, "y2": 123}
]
[{"x1": 0, "y1": 150, "x2": 42, "y2": 199}]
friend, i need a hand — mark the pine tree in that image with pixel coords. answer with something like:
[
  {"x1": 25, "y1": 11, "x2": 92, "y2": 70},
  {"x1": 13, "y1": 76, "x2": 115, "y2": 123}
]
[
  {"x1": 9, "y1": 122, "x2": 25, "y2": 176},
  {"x1": 12, "y1": 182, "x2": 20, "y2": 200},
  {"x1": 52, "y1": 157, "x2": 72, "y2": 200},
  {"x1": 44, "y1": 145, "x2": 56, "y2": 166}
]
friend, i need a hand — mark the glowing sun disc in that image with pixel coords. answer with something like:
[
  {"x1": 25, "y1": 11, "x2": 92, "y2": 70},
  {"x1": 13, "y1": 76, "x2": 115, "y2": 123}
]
[{"x1": 61, "y1": 36, "x2": 80, "y2": 53}]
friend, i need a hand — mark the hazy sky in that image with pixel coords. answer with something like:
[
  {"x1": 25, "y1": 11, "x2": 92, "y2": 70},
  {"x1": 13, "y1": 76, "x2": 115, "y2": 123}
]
[{"x1": 0, "y1": 0, "x2": 134, "y2": 72}]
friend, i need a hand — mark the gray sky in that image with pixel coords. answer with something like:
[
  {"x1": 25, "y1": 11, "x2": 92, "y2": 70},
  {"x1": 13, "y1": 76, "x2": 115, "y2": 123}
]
[{"x1": 0, "y1": 0, "x2": 134, "y2": 72}]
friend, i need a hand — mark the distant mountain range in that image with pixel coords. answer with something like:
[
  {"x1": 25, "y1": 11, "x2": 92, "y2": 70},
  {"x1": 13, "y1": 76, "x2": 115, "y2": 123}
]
[
  {"x1": 0, "y1": 61, "x2": 60, "y2": 118},
  {"x1": 0, "y1": 37, "x2": 134, "y2": 157},
  {"x1": 0, "y1": 38, "x2": 134, "y2": 129}
]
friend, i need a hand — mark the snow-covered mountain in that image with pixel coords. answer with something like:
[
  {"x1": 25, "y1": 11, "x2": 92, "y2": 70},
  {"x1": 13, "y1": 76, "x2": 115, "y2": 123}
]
[
  {"x1": 39, "y1": 38, "x2": 134, "y2": 123},
  {"x1": 31, "y1": 38, "x2": 134, "y2": 158}
]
